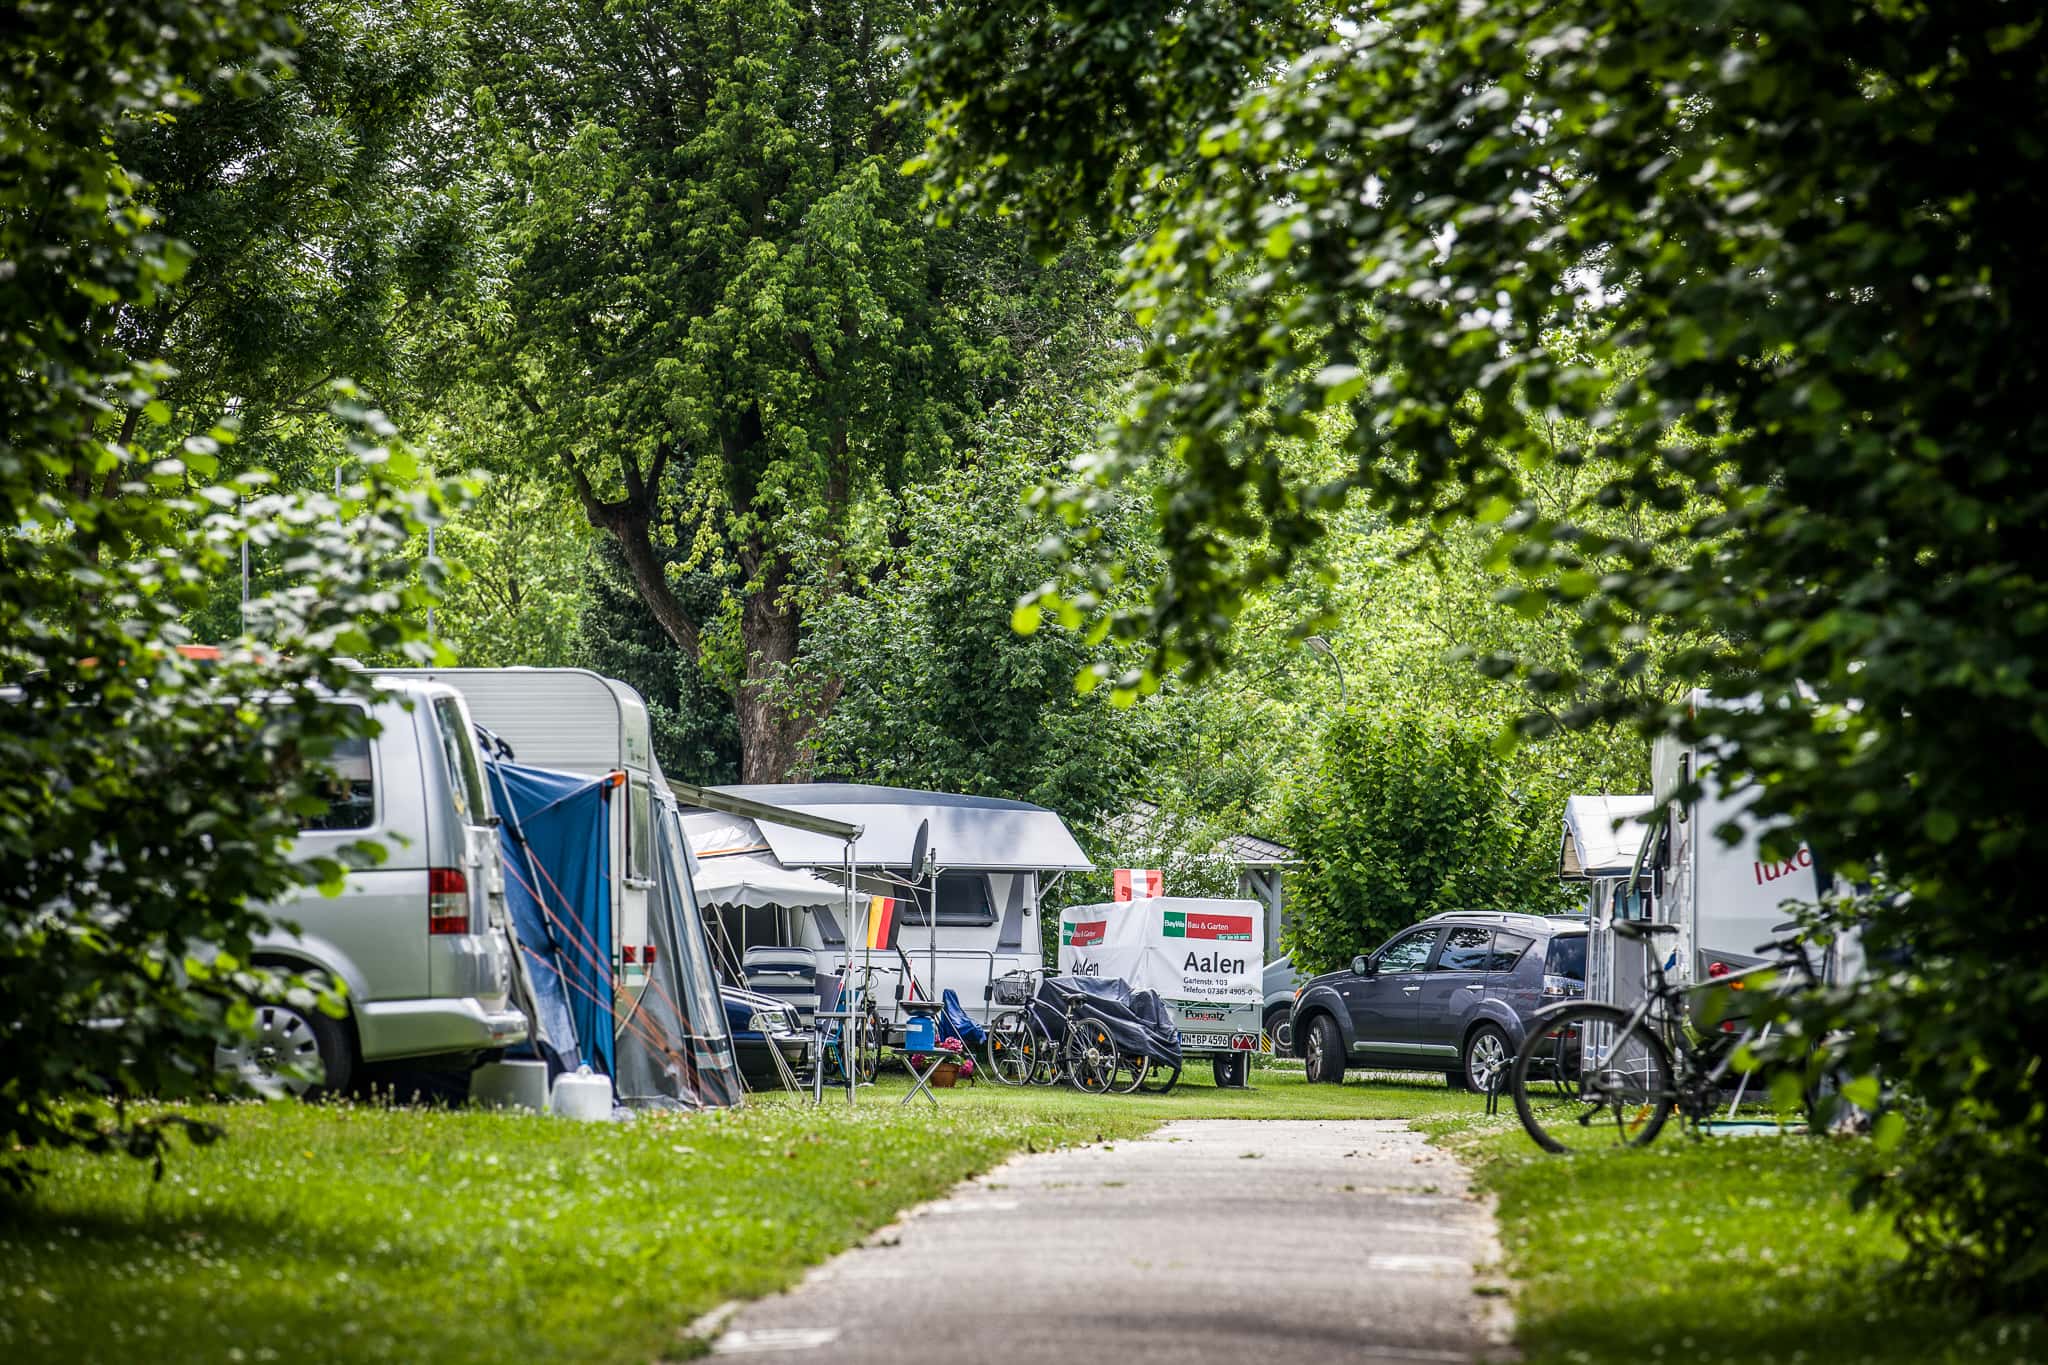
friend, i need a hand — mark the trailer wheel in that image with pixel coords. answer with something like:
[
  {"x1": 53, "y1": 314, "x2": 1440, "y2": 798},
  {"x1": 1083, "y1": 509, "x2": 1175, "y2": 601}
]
[{"x1": 1211, "y1": 1052, "x2": 1249, "y2": 1088}]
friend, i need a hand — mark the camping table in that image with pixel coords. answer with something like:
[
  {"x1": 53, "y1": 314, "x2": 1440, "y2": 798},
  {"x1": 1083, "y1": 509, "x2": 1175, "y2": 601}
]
[{"x1": 898, "y1": 1046, "x2": 950, "y2": 1107}]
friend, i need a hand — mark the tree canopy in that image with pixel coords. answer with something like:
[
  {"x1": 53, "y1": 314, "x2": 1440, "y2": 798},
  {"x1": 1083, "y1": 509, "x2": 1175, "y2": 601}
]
[
  {"x1": 902, "y1": 0, "x2": 2048, "y2": 1306},
  {"x1": 452, "y1": 0, "x2": 1100, "y2": 780}
]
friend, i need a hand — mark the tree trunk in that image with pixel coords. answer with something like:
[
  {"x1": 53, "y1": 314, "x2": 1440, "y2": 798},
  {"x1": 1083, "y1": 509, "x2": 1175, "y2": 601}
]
[{"x1": 732, "y1": 547, "x2": 841, "y2": 784}]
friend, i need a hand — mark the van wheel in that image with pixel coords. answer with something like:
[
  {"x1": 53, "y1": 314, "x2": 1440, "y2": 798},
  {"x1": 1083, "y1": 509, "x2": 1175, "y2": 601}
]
[
  {"x1": 216, "y1": 1000, "x2": 354, "y2": 1098},
  {"x1": 1303, "y1": 1015, "x2": 1346, "y2": 1084}
]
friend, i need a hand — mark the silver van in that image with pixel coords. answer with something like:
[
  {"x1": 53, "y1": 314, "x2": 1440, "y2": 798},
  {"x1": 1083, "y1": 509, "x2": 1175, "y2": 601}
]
[{"x1": 216, "y1": 678, "x2": 529, "y2": 1094}]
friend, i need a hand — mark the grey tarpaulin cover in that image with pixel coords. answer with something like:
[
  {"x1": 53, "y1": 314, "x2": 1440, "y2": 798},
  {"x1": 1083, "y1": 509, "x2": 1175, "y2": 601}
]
[{"x1": 612, "y1": 792, "x2": 743, "y2": 1109}]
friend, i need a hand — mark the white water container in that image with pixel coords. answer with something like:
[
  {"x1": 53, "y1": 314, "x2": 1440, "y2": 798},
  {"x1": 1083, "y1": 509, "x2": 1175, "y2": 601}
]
[
  {"x1": 471, "y1": 1059, "x2": 549, "y2": 1112},
  {"x1": 549, "y1": 1065, "x2": 612, "y2": 1121}
]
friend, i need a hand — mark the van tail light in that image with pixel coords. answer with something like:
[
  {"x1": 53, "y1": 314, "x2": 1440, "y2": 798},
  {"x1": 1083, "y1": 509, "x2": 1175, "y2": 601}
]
[{"x1": 428, "y1": 867, "x2": 469, "y2": 934}]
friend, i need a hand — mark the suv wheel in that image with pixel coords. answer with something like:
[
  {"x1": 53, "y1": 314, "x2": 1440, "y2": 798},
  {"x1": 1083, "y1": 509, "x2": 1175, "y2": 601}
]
[
  {"x1": 1459, "y1": 1023, "x2": 1510, "y2": 1095},
  {"x1": 1303, "y1": 1014, "x2": 1345, "y2": 1084},
  {"x1": 1263, "y1": 1005, "x2": 1294, "y2": 1054}
]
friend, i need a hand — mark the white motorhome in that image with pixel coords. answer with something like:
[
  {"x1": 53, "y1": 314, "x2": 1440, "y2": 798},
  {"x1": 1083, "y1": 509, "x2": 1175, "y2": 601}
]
[
  {"x1": 1633, "y1": 692, "x2": 1859, "y2": 997},
  {"x1": 683, "y1": 785, "x2": 1092, "y2": 1032}
]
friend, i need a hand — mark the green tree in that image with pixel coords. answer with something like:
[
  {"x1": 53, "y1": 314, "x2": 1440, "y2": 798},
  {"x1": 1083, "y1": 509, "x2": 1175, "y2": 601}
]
[
  {"x1": 3, "y1": 1, "x2": 459, "y2": 1182},
  {"x1": 904, "y1": 0, "x2": 2048, "y2": 1305},
  {"x1": 107, "y1": 1, "x2": 474, "y2": 483},
  {"x1": 454, "y1": 0, "x2": 1090, "y2": 781},
  {"x1": 431, "y1": 473, "x2": 590, "y2": 669},
  {"x1": 1280, "y1": 714, "x2": 1564, "y2": 976},
  {"x1": 799, "y1": 402, "x2": 1167, "y2": 825}
]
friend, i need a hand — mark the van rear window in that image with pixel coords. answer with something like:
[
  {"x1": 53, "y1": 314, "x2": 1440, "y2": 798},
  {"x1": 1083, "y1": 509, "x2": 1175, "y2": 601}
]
[
  {"x1": 430, "y1": 696, "x2": 490, "y2": 824},
  {"x1": 1546, "y1": 934, "x2": 1588, "y2": 981}
]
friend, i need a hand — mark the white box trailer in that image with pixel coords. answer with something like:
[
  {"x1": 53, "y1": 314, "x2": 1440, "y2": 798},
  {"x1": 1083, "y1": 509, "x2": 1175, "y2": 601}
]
[
  {"x1": 1057, "y1": 896, "x2": 1266, "y2": 1083},
  {"x1": 1560, "y1": 794, "x2": 1656, "y2": 1007}
]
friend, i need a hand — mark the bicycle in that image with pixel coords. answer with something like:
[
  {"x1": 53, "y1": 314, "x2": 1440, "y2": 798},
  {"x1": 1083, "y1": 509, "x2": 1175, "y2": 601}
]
[
  {"x1": 1507, "y1": 919, "x2": 1824, "y2": 1153},
  {"x1": 985, "y1": 969, "x2": 1049, "y2": 1087},
  {"x1": 821, "y1": 962, "x2": 894, "y2": 1086}
]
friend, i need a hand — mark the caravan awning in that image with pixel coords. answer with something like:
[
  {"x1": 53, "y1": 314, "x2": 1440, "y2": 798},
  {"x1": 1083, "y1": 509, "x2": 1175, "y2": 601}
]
[
  {"x1": 692, "y1": 852, "x2": 844, "y2": 910},
  {"x1": 713, "y1": 783, "x2": 1093, "y2": 872},
  {"x1": 680, "y1": 810, "x2": 845, "y2": 910},
  {"x1": 1560, "y1": 794, "x2": 1656, "y2": 879}
]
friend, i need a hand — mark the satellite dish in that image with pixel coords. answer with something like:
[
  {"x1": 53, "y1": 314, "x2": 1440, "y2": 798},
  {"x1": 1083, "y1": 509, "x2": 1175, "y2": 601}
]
[{"x1": 908, "y1": 818, "x2": 931, "y2": 884}]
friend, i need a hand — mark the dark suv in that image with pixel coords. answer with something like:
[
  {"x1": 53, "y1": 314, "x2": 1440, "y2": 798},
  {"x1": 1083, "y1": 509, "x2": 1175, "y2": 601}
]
[{"x1": 1290, "y1": 912, "x2": 1586, "y2": 1091}]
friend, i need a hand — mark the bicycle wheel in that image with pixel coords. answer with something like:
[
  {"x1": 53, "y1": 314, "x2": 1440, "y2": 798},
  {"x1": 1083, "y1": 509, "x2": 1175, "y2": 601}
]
[
  {"x1": 1109, "y1": 1050, "x2": 1149, "y2": 1095},
  {"x1": 985, "y1": 1010, "x2": 1038, "y2": 1086},
  {"x1": 1062, "y1": 1017, "x2": 1118, "y2": 1093},
  {"x1": 1511, "y1": 1004, "x2": 1674, "y2": 1154}
]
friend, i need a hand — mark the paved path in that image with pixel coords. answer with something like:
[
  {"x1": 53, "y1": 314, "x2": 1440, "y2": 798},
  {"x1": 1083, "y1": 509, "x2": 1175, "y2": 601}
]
[{"x1": 700, "y1": 1119, "x2": 1513, "y2": 1364}]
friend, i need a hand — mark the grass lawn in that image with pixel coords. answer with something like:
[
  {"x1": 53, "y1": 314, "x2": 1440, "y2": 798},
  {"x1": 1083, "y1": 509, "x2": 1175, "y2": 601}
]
[
  {"x1": 1428, "y1": 1115, "x2": 2046, "y2": 1365},
  {"x1": 0, "y1": 1066, "x2": 1469, "y2": 1364}
]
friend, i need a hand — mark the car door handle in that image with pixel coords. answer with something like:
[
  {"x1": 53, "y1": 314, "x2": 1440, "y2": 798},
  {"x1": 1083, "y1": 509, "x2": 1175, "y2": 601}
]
[
  {"x1": 1402, "y1": 986, "x2": 1421, "y2": 993},
  {"x1": 1464, "y1": 984, "x2": 1485, "y2": 991}
]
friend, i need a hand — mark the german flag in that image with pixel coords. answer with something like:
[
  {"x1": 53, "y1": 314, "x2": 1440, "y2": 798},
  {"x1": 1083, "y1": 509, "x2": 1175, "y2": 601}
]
[{"x1": 866, "y1": 895, "x2": 903, "y2": 951}]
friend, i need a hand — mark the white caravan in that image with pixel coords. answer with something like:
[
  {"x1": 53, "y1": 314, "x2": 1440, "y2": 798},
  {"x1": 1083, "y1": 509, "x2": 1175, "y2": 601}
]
[
  {"x1": 1559, "y1": 794, "x2": 1656, "y2": 1007},
  {"x1": 683, "y1": 785, "x2": 1092, "y2": 1032},
  {"x1": 1633, "y1": 693, "x2": 1860, "y2": 997}
]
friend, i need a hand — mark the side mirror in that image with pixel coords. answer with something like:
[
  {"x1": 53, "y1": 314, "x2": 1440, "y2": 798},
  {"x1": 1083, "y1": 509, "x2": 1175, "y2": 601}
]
[{"x1": 1351, "y1": 954, "x2": 1374, "y2": 976}]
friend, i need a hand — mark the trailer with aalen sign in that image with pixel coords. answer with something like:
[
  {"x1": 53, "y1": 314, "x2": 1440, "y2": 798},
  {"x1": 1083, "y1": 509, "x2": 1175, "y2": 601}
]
[{"x1": 1056, "y1": 896, "x2": 1267, "y2": 1087}]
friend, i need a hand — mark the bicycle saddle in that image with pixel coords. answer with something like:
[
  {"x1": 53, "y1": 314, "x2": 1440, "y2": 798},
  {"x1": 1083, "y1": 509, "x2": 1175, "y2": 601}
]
[{"x1": 1613, "y1": 920, "x2": 1680, "y2": 941}]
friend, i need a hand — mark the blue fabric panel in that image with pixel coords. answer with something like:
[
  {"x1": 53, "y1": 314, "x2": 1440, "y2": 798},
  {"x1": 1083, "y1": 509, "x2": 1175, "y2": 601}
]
[
  {"x1": 939, "y1": 988, "x2": 987, "y2": 1045},
  {"x1": 489, "y1": 760, "x2": 615, "y2": 1076}
]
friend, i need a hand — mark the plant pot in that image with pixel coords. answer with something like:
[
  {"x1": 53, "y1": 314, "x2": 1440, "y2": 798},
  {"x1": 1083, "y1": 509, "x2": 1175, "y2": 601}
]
[{"x1": 930, "y1": 1060, "x2": 961, "y2": 1088}]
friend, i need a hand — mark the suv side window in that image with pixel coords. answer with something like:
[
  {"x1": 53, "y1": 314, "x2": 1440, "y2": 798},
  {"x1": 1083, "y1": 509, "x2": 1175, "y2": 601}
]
[
  {"x1": 1433, "y1": 926, "x2": 1493, "y2": 971},
  {"x1": 430, "y1": 695, "x2": 490, "y2": 825},
  {"x1": 1375, "y1": 928, "x2": 1437, "y2": 974},
  {"x1": 1488, "y1": 932, "x2": 1534, "y2": 972}
]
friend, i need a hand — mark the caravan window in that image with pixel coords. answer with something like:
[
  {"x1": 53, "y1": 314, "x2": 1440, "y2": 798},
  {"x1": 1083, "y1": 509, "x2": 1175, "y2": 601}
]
[
  {"x1": 896, "y1": 871, "x2": 996, "y2": 928},
  {"x1": 628, "y1": 777, "x2": 651, "y2": 880}
]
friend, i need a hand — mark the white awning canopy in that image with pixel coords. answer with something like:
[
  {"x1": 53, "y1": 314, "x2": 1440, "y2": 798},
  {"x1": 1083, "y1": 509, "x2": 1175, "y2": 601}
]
[
  {"x1": 1560, "y1": 795, "x2": 1656, "y2": 879},
  {"x1": 681, "y1": 810, "x2": 846, "y2": 910},
  {"x1": 691, "y1": 851, "x2": 845, "y2": 911}
]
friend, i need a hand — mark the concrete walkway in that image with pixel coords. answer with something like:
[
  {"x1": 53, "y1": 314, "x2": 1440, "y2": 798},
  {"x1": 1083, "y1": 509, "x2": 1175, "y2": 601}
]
[{"x1": 698, "y1": 1119, "x2": 1513, "y2": 1364}]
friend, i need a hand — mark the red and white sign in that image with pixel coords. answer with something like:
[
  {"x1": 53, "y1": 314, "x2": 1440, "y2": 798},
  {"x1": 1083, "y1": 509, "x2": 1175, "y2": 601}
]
[{"x1": 1112, "y1": 868, "x2": 1163, "y2": 901}]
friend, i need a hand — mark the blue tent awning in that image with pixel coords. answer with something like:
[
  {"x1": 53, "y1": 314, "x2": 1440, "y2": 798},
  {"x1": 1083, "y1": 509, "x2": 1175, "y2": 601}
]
[{"x1": 489, "y1": 761, "x2": 615, "y2": 1076}]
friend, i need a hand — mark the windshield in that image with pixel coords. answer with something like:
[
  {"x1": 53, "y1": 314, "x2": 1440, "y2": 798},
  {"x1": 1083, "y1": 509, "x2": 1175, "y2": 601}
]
[{"x1": 1546, "y1": 933, "x2": 1588, "y2": 981}]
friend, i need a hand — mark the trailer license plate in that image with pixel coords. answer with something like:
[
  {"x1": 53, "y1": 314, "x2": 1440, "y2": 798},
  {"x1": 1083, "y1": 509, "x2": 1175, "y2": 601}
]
[{"x1": 1184, "y1": 1031, "x2": 1254, "y2": 1050}]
